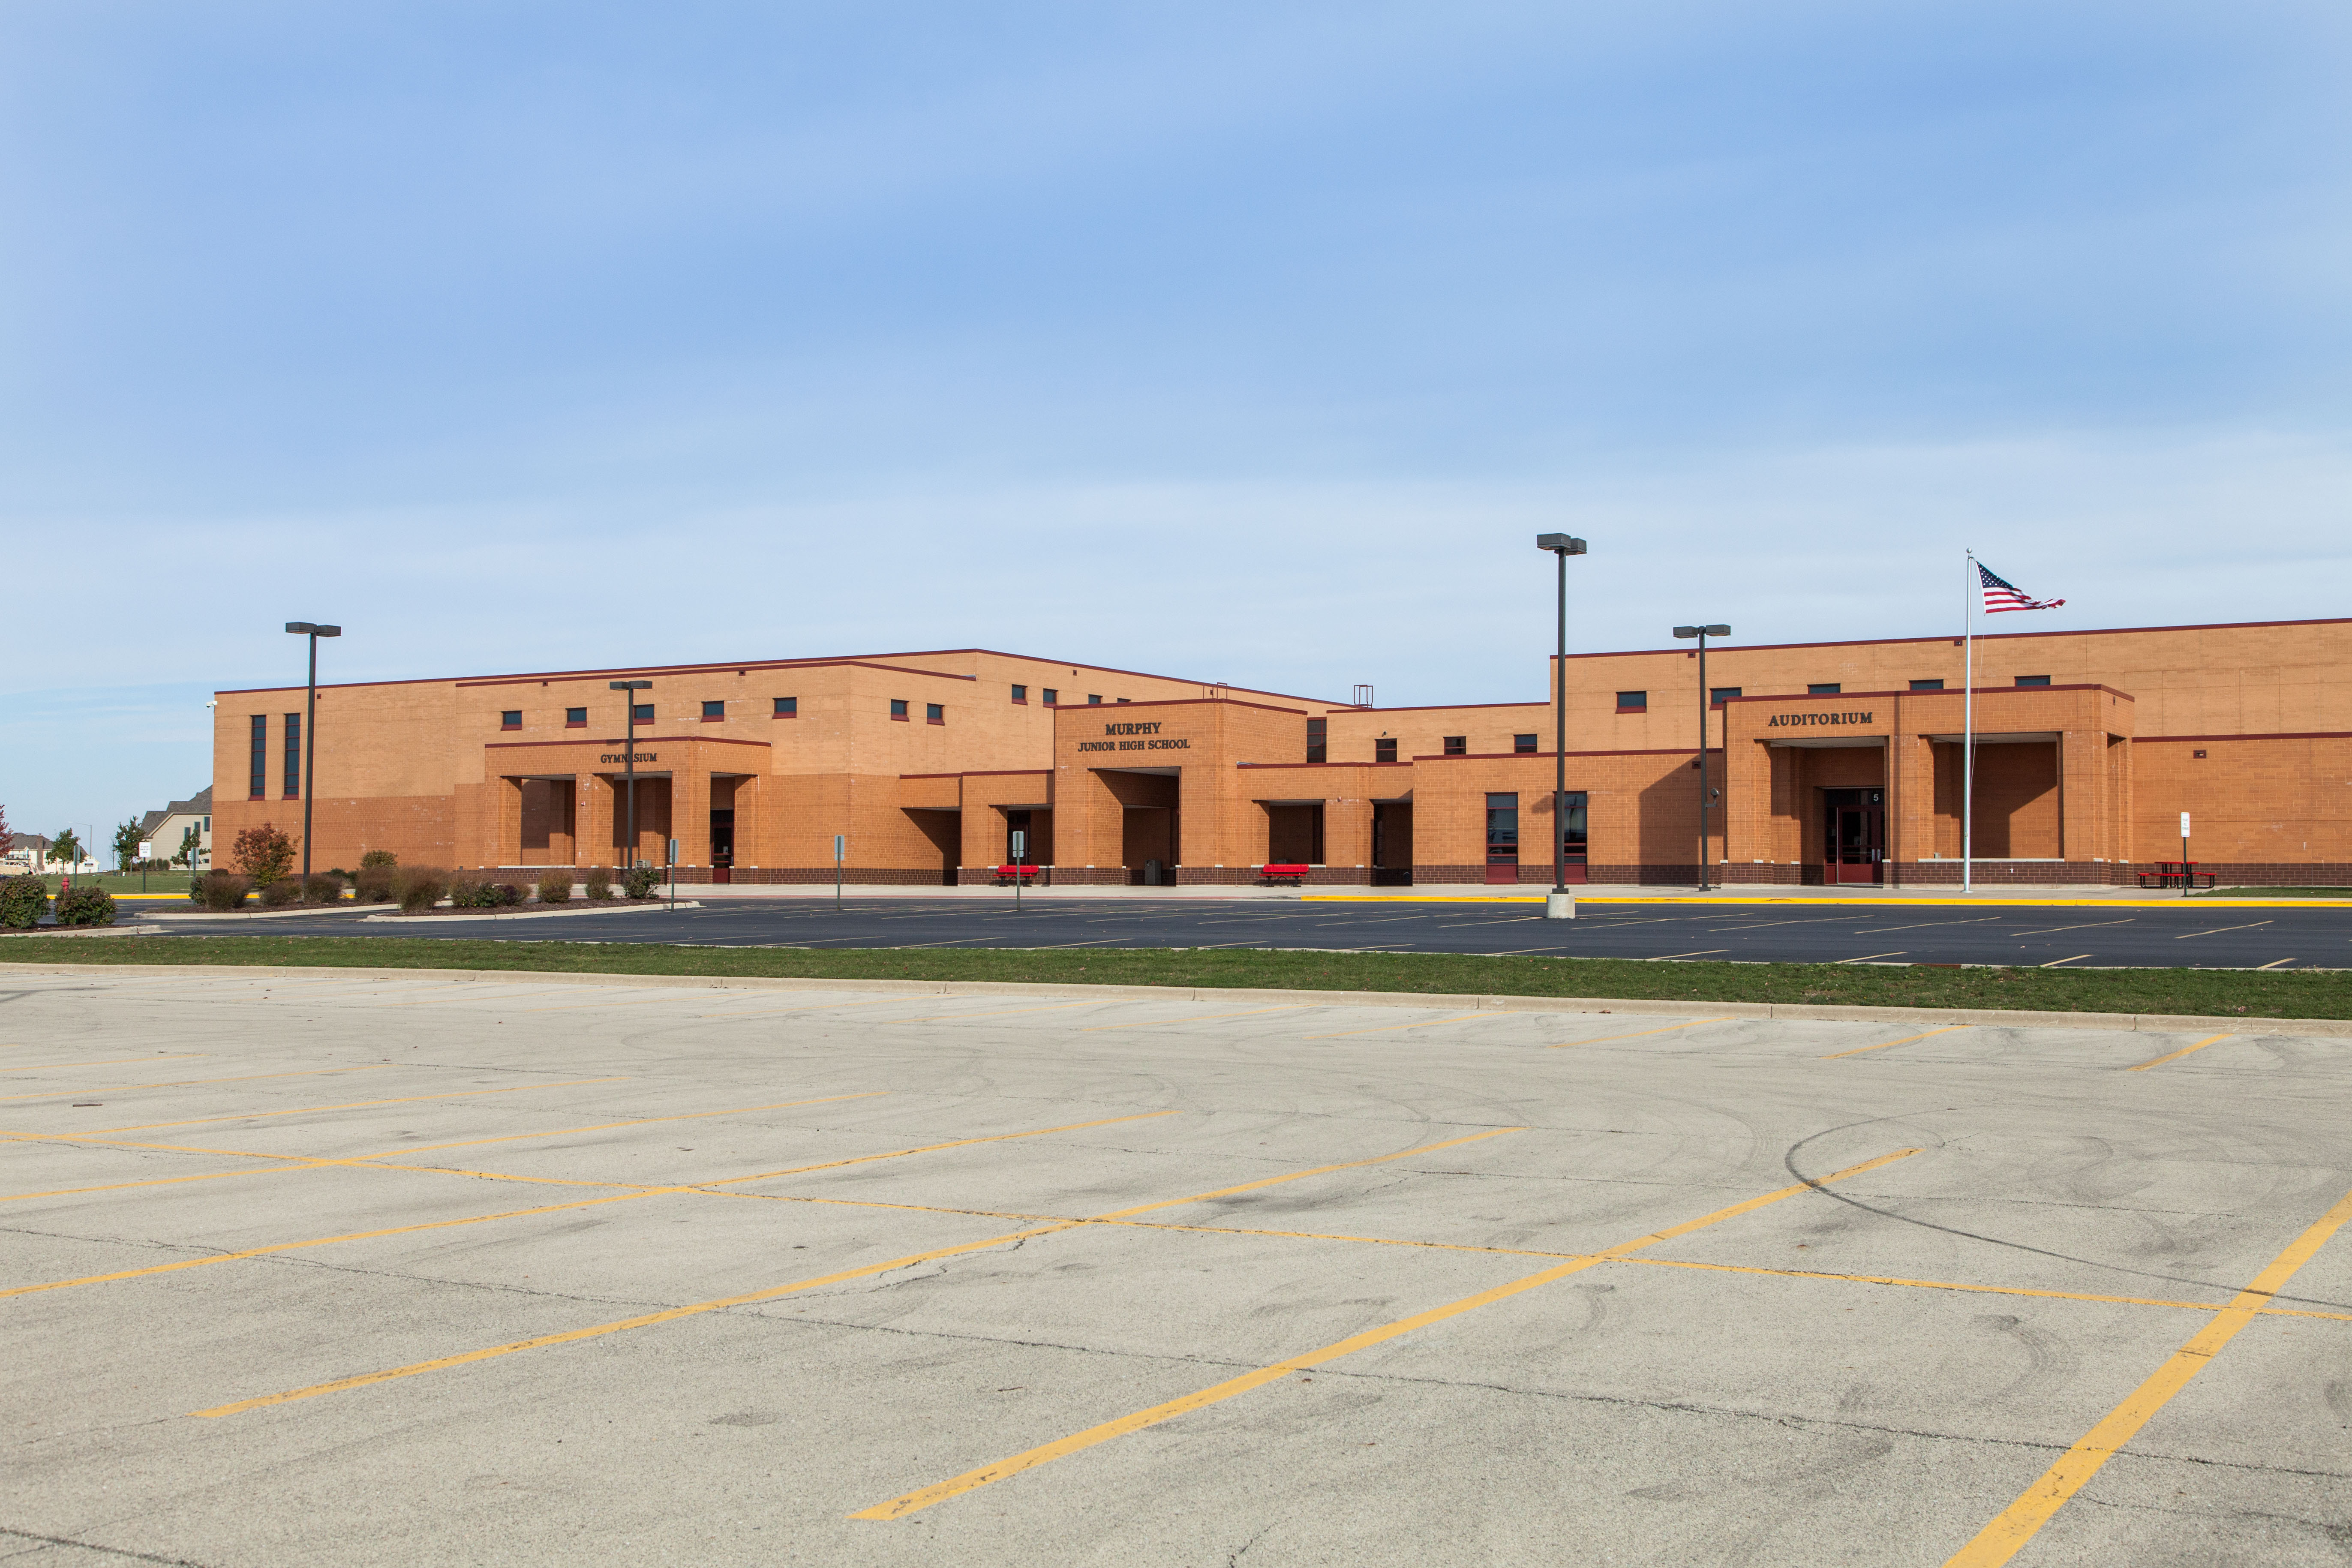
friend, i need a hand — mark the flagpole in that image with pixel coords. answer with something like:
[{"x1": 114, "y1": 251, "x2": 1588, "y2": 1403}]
[{"x1": 1963, "y1": 549, "x2": 1975, "y2": 894}]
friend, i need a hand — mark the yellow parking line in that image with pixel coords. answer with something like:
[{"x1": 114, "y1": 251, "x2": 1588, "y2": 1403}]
[
  {"x1": 1548, "y1": 1018, "x2": 1732, "y2": 1050},
  {"x1": 1619, "y1": 1255, "x2": 2352, "y2": 1324},
  {"x1": 1301, "y1": 1012, "x2": 1491, "y2": 1040},
  {"x1": 5, "y1": 1055, "x2": 206, "y2": 1073},
  {"x1": 850, "y1": 1147, "x2": 1919, "y2": 1519},
  {"x1": 189, "y1": 1125, "x2": 1519, "y2": 1417},
  {"x1": 1943, "y1": 1183, "x2": 2352, "y2": 1566},
  {"x1": 0, "y1": 1064, "x2": 391, "y2": 1104},
  {"x1": 1081, "y1": 1006, "x2": 1307, "y2": 1032},
  {"x1": 0, "y1": 1078, "x2": 629, "y2": 1140},
  {"x1": 2126, "y1": 1033, "x2": 2232, "y2": 1071},
  {"x1": 1820, "y1": 1025, "x2": 1964, "y2": 1060}
]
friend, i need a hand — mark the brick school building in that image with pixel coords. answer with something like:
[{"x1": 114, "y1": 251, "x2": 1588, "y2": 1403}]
[{"x1": 208, "y1": 618, "x2": 2352, "y2": 888}]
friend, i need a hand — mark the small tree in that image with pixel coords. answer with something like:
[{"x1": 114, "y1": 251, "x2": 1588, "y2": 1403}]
[
  {"x1": 49, "y1": 828, "x2": 84, "y2": 869},
  {"x1": 177, "y1": 824, "x2": 202, "y2": 868},
  {"x1": 113, "y1": 818, "x2": 144, "y2": 872},
  {"x1": 232, "y1": 823, "x2": 297, "y2": 886}
]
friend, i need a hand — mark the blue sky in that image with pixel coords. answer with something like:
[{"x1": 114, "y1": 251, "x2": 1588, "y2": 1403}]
[{"x1": 4, "y1": 1, "x2": 2349, "y2": 840}]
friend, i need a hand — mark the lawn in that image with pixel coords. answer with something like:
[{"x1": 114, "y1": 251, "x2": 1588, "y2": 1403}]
[{"x1": 1, "y1": 936, "x2": 2345, "y2": 1019}]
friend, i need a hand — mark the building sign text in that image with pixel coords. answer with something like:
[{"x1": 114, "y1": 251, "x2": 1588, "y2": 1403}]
[{"x1": 1765, "y1": 712, "x2": 1873, "y2": 729}]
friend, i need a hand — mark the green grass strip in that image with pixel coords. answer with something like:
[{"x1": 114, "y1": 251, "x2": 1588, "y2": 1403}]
[{"x1": 3, "y1": 935, "x2": 2346, "y2": 1019}]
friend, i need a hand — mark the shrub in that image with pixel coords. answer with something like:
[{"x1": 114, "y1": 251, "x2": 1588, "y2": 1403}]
[
  {"x1": 302, "y1": 872, "x2": 343, "y2": 904},
  {"x1": 535, "y1": 869, "x2": 576, "y2": 905},
  {"x1": 260, "y1": 877, "x2": 304, "y2": 908},
  {"x1": 622, "y1": 864, "x2": 663, "y2": 899},
  {"x1": 394, "y1": 866, "x2": 448, "y2": 913},
  {"x1": 54, "y1": 886, "x2": 116, "y2": 927},
  {"x1": 198, "y1": 871, "x2": 252, "y2": 911},
  {"x1": 493, "y1": 881, "x2": 524, "y2": 907},
  {"x1": 447, "y1": 870, "x2": 487, "y2": 907},
  {"x1": 581, "y1": 865, "x2": 613, "y2": 900},
  {"x1": 354, "y1": 863, "x2": 394, "y2": 903},
  {"x1": 232, "y1": 824, "x2": 297, "y2": 886},
  {"x1": 0, "y1": 874, "x2": 46, "y2": 929},
  {"x1": 359, "y1": 849, "x2": 398, "y2": 870}
]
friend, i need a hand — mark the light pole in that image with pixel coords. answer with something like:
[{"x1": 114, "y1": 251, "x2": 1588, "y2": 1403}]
[
  {"x1": 284, "y1": 623, "x2": 341, "y2": 886},
  {"x1": 1536, "y1": 533, "x2": 1588, "y2": 920},
  {"x1": 1672, "y1": 625, "x2": 1732, "y2": 892},
  {"x1": 610, "y1": 680, "x2": 651, "y2": 868}
]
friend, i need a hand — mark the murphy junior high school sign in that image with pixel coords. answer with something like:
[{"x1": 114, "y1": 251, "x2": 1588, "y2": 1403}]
[{"x1": 1077, "y1": 719, "x2": 1193, "y2": 754}]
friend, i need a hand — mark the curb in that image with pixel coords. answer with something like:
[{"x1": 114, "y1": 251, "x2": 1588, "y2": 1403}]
[
  {"x1": 2, "y1": 961, "x2": 2344, "y2": 1036},
  {"x1": 359, "y1": 901, "x2": 704, "y2": 923}
]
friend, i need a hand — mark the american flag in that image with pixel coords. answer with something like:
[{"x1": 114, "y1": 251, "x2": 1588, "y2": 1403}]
[{"x1": 1978, "y1": 562, "x2": 2064, "y2": 614}]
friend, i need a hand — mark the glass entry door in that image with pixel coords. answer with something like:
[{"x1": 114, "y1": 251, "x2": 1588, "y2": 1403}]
[
  {"x1": 1484, "y1": 793, "x2": 1519, "y2": 885},
  {"x1": 1822, "y1": 788, "x2": 1883, "y2": 884}
]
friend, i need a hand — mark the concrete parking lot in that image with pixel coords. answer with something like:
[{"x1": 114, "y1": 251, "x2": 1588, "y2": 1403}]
[{"x1": 4, "y1": 968, "x2": 2349, "y2": 1566}]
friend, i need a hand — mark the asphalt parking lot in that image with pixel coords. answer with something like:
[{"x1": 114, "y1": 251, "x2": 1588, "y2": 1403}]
[
  {"x1": 5, "y1": 969, "x2": 2349, "y2": 1566},
  {"x1": 138, "y1": 892, "x2": 2352, "y2": 969}
]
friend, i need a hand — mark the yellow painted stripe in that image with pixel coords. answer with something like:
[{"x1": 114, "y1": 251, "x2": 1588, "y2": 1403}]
[
  {"x1": 1081, "y1": 1006, "x2": 1307, "y2": 1032},
  {"x1": 1943, "y1": 1182, "x2": 2352, "y2": 1567},
  {"x1": 1821, "y1": 1025, "x2": 1964, "y2": 1060},
  {"x1": 189, "y1": 1125, "x2": 1518, "y2": 1417},
  {"x1": 0, "y1": 1064, "x2": 391, "y2": 1104},
  {"x1": 851, "y1": 1147, "x2": 1918, "y2": 1519},
  {"x1": 2126, "y1": 1033, "x2": 2232, "y2": 1072},
  {"x1": 1548, "y1": 1018, "x2": 1732, "y2": 1050},
  {"x1": 0, "y1": 1077, "x2": 629, "y2": 1139},
  {"x1": 1300, "y1": 1012, "x2": 1492, "y2": 1040}
]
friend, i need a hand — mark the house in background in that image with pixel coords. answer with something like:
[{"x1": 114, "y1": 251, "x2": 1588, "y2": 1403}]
[{"x1": 138, "y1": 787, "x2": 213, "y2": 869}]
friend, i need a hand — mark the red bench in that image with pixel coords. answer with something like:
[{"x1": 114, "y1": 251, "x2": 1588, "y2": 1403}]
[
  {"x1": 992, "y1": 864, "x2": 1042, "y2": 886},
  {"x1": 2137, "y1": 861, "x2": 2216, "y2": 889},
  {"x1": 1260, "y1": 863, "x2": 1310, "y2": 886}
]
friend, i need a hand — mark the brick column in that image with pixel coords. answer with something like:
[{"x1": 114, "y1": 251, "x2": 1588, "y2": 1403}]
[
  {"x1": 1325, "y1": 795, "x2": 1372, "y2": 872},
  {"x1": 674, "y1": 769, "x2": 712, "y2": 869},
  {"x1": 578, "y1": 775, "x2": 613, "y2": 870}
]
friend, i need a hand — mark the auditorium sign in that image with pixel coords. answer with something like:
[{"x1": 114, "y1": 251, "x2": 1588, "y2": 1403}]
[
  {"x1": 1764, "y1": 712, "x2": 1873, "y2": 730},
  {"x1": 1077, "y1": 720, "x2": 1192, "y2": 755},
  {"x1": 598, "y1": 751, "x2": 658, "y2": 763}
]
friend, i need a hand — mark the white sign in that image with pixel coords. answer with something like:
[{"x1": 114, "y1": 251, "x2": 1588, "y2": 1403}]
[
  {"x1": 1010, "y1": 830, "x2": 1027, "y2": 859},
  {"x1": 2180, "y1": 811, "x2": 2191, "y2": 837},
  {"x1": 834, "y1": 835, "x2": 846, "y2": 861},
  {"x1": 137, "y1": 840, "x2": 153, "y2": 860},
  {"x1": 667, "y1": 838, "x2": 679, "y2": 863}
]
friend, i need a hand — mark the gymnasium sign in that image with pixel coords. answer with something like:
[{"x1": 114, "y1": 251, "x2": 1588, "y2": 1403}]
[
  {"x1": 1764, "y1": 712, "x2": 1874, "y2": 730},
  {"x1": 598, "y1": 751, "x2": 658, "y2": 763},
  {"x1": 1077, "y1": 720, "x2": 1192, "y2": 754}
]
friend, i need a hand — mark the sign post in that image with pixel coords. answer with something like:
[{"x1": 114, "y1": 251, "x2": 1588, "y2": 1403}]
[
  {"x1": 1011, "y1": 829, "x2": 1027, "y2": 910},
  {"x1": 2180, "y1": 811, "x2": 2191, "y2": 899},
  {"x1": 834, "y1": 835, "x2": 846, "y2": 912},
  {"x1": 138, "y1": 840, "x2": 152, "y2": 893},
  {"x1": 668, "y1": 838, "x2": 679, "y2": 910}
]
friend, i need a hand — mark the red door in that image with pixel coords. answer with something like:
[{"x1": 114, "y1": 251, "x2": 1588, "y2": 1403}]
[{"x1": 1823, "y1": 792, "x2": 1883, "y2": 885}]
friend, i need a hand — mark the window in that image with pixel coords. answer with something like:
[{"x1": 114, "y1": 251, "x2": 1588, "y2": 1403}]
[
  {"x1": 1808, "y1": 683, "x2": 1841, "y2": 695},
  {"x1": 1376, "y1": 737, "x2": 1397, "y2": 763},
  {"x1": 1485, "y1": 793, "x2": 1519, "y2": 865},
  {"x1": 249, "y1": 716, "x2": 267, "y2": 799},
  {"x1": 1616, "y1": 691, "x2": 1647, "y2": 712},
  {"x1": 283, "y1": 713, "x2": 301, "y2": 799},
  {"x1": 696, "y1": 700, "x2": 722, "y2": 721},
  {"x1": 1559, "y1": 790, "x2": 1589, "y2": 863},
  {"x1": 1087, "y1": 694, "x2": 1102, "y2": 705},
  {"x1": 565, "y1": 706, "x2": 587, "y2": 727},
  {"x1": 631, "y1": 703, "x2": 653, "y2": 724},
  {"x1": 1443, "y1": 736, "x2": 1466, "y2": 756},
  {"x1": 501, "y1": 710, "x2": 522, "y2": 730},
  {"x1": 1305, "y1": 717, "x2": 1326, "y2": 764},
  {"x1": 1042, "y1": 688, "x2": 1058, "y2": 706},
  {"x1": 1011, "y1": 684, "x2": 1027, "y2": 704},
  {"x1": 1909, "y1": 679, "x2": 1944, "y2": 692},
  {"x1": 890, "y1": 699, "x2": 909, "y2": 721},
  {"x1": 1116, "y1": 697, "x2": 1130, "y2": 703},
  {"x1": 773, "y1": 696, "x2": 797, "y2": 718},
  {"x1": 2016, "y1": 674, "x2": 2051, "y2": 687},
  {"x1": 925, "y1": 703, "x2": 944, "y2": 724},
  {"x1": 1710, "y1": 687, "x2": 1741, "y2": 707},
  {"x1": 1513, "y1": 733, "x2": 1538, "y2": 754}
]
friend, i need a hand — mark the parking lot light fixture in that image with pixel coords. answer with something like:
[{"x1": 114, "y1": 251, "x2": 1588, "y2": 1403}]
[
  {"x1": 1672, "y1": 624, "x2": 1732, "y2": 891},
  {"x1": 1536, "y1": 535, "x2": 1587, "y2": 919},
  {"x1": 610, "y1": 680, "x2": 652, "y2": 867},
  {"x1": 283, "y1": 623, "x2": 341, "y2": 884}
]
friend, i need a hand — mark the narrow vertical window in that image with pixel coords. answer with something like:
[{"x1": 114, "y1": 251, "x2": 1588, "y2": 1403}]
[
  {"x1": 1559, "y1": 791, "x2": 1589, "y2": 864},
  {"x1": 283, "y1": 713, "x2": 302, "y2": 798},
  {"x1": 249, "y1": 716, "x2": 267, "y2": 799},
  {"x1": 1305, "y1": 717, "x2": 1326, "y2": 763}
]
